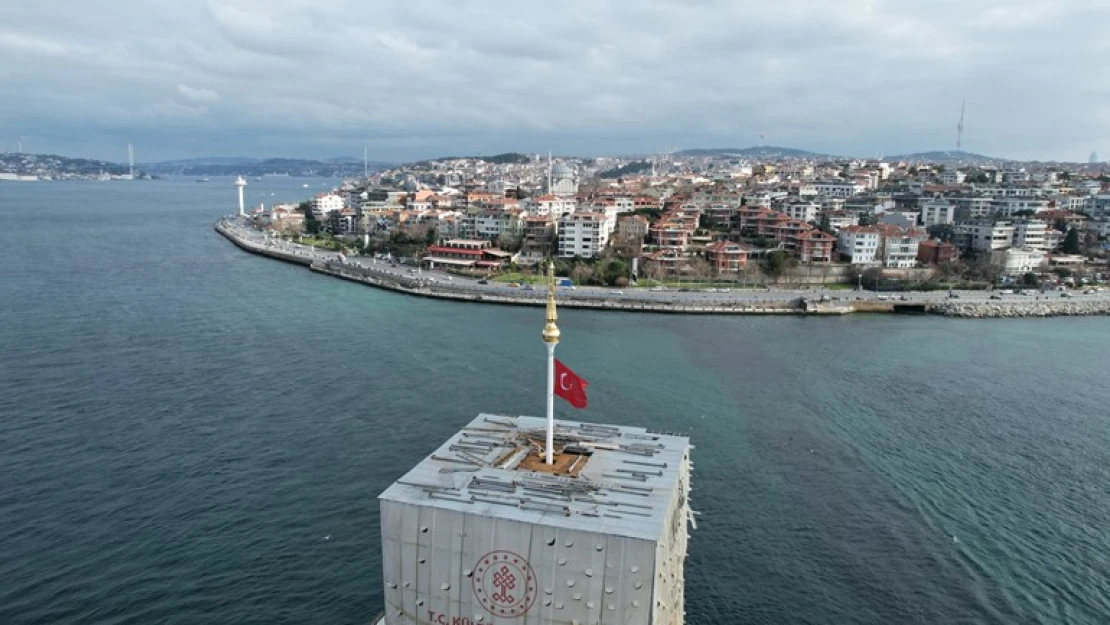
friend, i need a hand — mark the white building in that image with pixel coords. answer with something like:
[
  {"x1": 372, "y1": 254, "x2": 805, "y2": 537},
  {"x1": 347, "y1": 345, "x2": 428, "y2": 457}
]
[
  {"x1": 523, "y1": 195, "x2": 577, "y2": 219},
  {"x1": 812, "y1": 180, "x2": 865, "y2": 198},
  {"x1": 991, "y1": 197, "x2": 1050, "y2": 218},
  {"x1": 557, "y1": 212, "x2": 612, "y2": 258},
  {"x1": 950, "y1": 196, "x2": 994, "y2": 220},
  {"x1": 1086, "y1": 219, "x2": 1110, "y2": 238},
  {"x1": 473, "y1": 212, "x2": 523, "y2": 239},
  {"x1": 823, "y1": 211, "x2": 859, "y2": 232},
  {"x1": 939, "y1": 169, "x2": 967, "y2": 185},
  {"x1": 837, "y1": 226, "x2": 882, "y2": 264},
  {"x1": 377, "y1": 414, "x2": 692, "y2": 625},
  {"x1": 1049, "y1": 195, "x2": 1089, "y2": 213},
  {"x1": 881, "y1": 228, "x2": 926, "y2": 268},
  {"x1": 955, "y1": 222, "x2": 1016, "y2": 252},
  {"x1": 1013, "y1": 219, "x2": 1048, "y2": 251},
  {"x1": 993, "y1": 247, "x2": 1046, "y2": 275},
  {"x1": 779, "y1": 199, "x2": 821, "y2": 223},
  {"x1": 311, "y1": 193, "x2": 345, "y2": 219},
  {"x1": 1089, "y1": 195, "x2": 1110, "y2": 217},
  {"x1": 919, "y1": 200, "x2": 955, "y2": 227}
]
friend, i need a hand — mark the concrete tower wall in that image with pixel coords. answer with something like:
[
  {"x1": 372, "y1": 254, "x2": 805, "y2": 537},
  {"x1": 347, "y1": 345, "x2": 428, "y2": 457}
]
[
  {"x1": 651, "y1": 451, "x2": 691, "y2": 625},
  {"x1": 381, "y1": 501, "x2": 660, "y2": 625}
]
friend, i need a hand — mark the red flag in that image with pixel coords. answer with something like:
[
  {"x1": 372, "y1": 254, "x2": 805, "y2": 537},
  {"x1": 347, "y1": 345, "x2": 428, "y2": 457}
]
[{"x1": 554, "y1": 359, "x2": 589, "y2": 409}]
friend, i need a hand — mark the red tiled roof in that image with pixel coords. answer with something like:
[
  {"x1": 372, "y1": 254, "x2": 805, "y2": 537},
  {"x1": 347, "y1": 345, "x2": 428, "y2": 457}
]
[{"x1": 426, "y1": 246, "x2": 484, "y2": 256}]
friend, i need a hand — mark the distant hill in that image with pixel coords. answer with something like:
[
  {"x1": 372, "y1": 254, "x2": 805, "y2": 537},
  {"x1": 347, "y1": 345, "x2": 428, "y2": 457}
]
[
  {"x1": 144, "y1": 157, "x2": 390, "y2": 178},
  {"x1": 431, "y1": 152, "x2": 532, "y2": 165},
  {"x1": 677, "y1": 146, "x2": 835, "y2": 159},
  {"x1": 598, "y1": 160, "x2": 652, "y2": 178},
  {"x1": 0, "y1": 152, "x2": 143, "y2": 179},
  {"x1": 886, "y1": 150, "x2": 1006, "y2": 165}
]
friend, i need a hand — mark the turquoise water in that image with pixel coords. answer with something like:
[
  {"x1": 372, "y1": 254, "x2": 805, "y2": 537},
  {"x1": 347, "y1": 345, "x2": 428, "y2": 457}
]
[{"x1": 1, "y1": 179, "x2": 1107, "y2": 624}]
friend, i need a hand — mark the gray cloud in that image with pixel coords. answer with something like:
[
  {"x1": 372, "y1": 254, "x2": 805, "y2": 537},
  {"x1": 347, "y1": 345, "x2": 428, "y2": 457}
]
[
  {"x1": 0, "y1": 0, "x2": 1107, "y2": 161},
  {"x1": 177, "y1": 84, "x2": 221, "y2": 104}
]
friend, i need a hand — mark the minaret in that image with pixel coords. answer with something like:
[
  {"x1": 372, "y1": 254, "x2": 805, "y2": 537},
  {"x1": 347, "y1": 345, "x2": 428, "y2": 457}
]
[
  {"x1": 547, "y1": 150, "x2": 553, "y2": 194},
  {"x1": 541, "y1": 261, "x2": 560, "y2": 465},
  {"x1": 235, "y1": 175, "x2": 247, "y2": 217}
]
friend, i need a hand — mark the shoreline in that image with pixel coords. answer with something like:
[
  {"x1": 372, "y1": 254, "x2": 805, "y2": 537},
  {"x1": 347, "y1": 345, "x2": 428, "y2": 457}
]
[{"x1": 215, "y1": 220, "x2": 1110, "y2": 319}]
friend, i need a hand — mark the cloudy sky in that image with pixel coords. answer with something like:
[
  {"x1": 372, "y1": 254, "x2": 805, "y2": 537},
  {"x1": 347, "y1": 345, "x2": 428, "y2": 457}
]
[{"x1": 1, "y1": 0, "x2": 1108, "y2": 163}]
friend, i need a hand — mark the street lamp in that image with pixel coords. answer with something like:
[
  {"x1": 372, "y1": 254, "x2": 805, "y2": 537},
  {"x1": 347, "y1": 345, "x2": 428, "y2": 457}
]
[{"x1": 857, "y1": 273, "x2": 862, "y2": 291}]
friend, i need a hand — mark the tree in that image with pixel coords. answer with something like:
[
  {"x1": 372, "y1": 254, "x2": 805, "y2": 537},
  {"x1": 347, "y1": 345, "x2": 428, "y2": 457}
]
[
  {"x1": 818, "y1": 211, "x2": 834, "y2": 235},
  {"x1": 764, "y1": 250, "x2": 790, "y2": 279},
  {"x1": 299, "y1": 201, "x2": 322, "y2": 235},
  {"x1": 496, "y1": 233, "x2": 523, "y2": 253},
  {"x1": 937, "y1": 261, "x2": 963, "y2": 281},
  {"x1": 425, "y1": 227, "x2": 438, "y2": 246},
  {"x1": 1020, "y1": 272, "x2": 1040, "y2": 287},
  {"x1": 684, "y1": 256, "x2": 711, "y2": 283},
  {"x1": 610, "y1": 233, "x2": 643, "y2": 259},
  {"x1": 570, "y1": 263, "x2": 595, "y2": 285},
  {"x1": 1062, "y1": 228, "x2": 1082, "y2": 254},
  {"x1": 861, "y1": 267, "x2": 884, "y2": 290},
  {"x1": 858, "y1": 212, "x2": 876, "y2": 226}
]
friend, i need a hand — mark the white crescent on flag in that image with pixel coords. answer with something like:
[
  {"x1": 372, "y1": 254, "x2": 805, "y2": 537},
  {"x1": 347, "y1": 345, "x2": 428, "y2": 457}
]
[{"x1": 559, "y1": 372, "x2": 573, "y2": 391}]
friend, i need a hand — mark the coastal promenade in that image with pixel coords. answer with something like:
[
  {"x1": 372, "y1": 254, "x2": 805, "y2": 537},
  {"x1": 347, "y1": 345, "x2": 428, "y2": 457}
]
[{"x1": 215, "y1": 219, "x2": 1110, "y2": 318}]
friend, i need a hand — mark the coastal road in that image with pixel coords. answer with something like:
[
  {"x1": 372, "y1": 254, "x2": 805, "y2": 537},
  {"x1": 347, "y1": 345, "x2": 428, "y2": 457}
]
[{"x1": 220, "y1": 220, "x2": 1110, "y2": 306}]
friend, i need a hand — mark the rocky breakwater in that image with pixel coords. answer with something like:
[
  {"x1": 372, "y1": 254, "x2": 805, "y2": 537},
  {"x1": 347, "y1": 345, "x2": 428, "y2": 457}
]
[{"x1": 928, "y1": 299, "x2": 1110, "y2": 318}]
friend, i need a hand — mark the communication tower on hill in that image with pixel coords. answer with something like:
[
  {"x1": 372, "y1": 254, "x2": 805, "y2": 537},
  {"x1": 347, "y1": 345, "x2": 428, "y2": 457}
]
[{"x1": 956, "y1": 99, "x2": 966, "y2": 153}]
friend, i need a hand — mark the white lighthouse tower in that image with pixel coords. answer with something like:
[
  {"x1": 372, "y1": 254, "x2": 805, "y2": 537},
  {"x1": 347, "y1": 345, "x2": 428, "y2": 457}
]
[{"x1": 235, "y1": 175, "x2": 247, "y2": 218}]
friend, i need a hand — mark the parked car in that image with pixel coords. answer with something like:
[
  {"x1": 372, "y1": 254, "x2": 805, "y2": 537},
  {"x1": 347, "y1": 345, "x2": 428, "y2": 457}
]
[
  {"x1": 477, "y1": 279, "x2": 488, "y2": 285},
  {"x1": 610, "y1": 290, "x2": 624, "y2": 295},
  {"x1": 508, "y1": 282, "x2": 521, "y2": 287},
  {"x1": 990, "y1": 294, "x2": 1003, "y2": 300},
  {"x1": 522, "y1": 284, "x2": 535, "y2": 291},
  {"x1": 1060, "y1": 292, "x2": 1072, "y2": 298}
]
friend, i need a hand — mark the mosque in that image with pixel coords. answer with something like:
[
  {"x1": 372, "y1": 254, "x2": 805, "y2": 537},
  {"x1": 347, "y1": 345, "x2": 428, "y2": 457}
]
[{"x1": 548, "y1": 161, "x2": 579, "y2": 198}]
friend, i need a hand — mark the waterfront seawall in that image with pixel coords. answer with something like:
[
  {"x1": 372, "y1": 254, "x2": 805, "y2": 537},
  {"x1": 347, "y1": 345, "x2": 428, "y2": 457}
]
[
  {"x1": 214, "y1": 220, "x2": 848, "y2": 316},
  {"x1": 927, "y1": 300, "x2": 1110, "y2": 318},
  {"x1": 215, "y1": 220, "x2": 1110, "y2": 319}
]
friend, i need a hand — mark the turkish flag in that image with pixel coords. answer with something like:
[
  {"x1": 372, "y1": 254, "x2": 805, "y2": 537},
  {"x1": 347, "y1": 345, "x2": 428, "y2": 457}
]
[{"x1": 554, "y1": 359, "x2": 589, "y2": 409}]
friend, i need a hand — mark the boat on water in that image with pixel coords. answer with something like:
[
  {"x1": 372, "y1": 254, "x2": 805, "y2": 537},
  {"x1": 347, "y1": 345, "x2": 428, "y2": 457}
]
[{"x1": 195, "y1": 178, "x2": 210, "y2": 183}]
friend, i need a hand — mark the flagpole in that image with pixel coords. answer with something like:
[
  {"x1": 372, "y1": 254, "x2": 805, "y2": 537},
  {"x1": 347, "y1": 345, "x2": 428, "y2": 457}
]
[
  {"x1": 541, "y1": 261, "x2": 560, "y2": 465},
  {"x1": 545, "y1": 342, "x2": 556, "y2": 464}
]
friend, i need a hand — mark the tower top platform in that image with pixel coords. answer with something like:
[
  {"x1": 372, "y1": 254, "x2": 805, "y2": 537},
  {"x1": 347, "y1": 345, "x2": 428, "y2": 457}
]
[{"x1": 379, "y1": 414, "x2": 689, "y2": 542}]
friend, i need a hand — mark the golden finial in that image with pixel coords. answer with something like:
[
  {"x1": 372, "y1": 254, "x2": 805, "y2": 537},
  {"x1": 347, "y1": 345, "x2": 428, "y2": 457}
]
[{"x1": 542, "y1": 261, "x2": 561, "y2": 344}]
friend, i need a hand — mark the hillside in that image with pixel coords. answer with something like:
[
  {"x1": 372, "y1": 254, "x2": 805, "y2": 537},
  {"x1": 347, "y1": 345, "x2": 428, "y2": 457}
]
[
  {"x1": 677, "y1": 146, "x2": 835, "y2": 159},
  {"x1": 0, "y1": 152, "x2": 144, "y2": 179},
  {"x1": 886, "y1": 150, "x2": 1007, "y2": 165},
  {"x1": 143, "y1": 157, "x2": 390, "y2": 177},
  {"x1": 431, "y1": 152, "x2": 532, "y2": 165}
]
